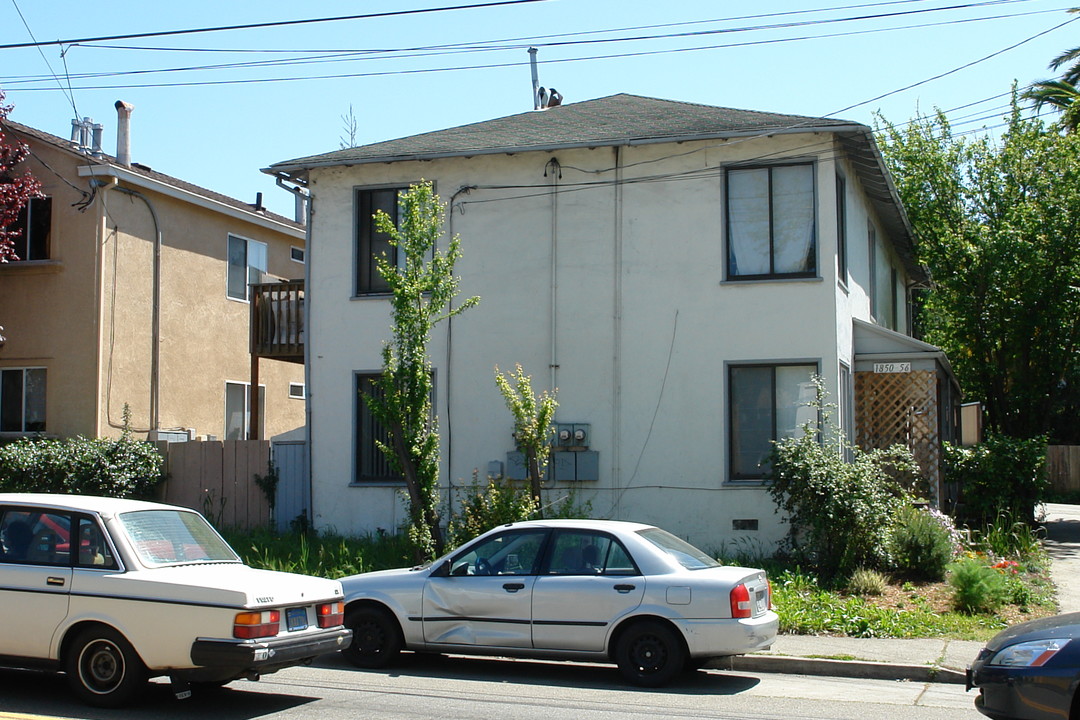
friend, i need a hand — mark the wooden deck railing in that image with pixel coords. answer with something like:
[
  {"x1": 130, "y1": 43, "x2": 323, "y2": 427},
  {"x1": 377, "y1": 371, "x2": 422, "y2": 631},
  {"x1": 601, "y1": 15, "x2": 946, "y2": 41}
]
[{"x1": 251, "y1": 280, "x2": 303, "y2": 363}]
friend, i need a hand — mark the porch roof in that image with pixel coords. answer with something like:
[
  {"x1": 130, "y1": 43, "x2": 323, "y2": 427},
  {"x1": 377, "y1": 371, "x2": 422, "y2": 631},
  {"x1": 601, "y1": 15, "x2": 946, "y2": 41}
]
[{"x1": 852, "y1": 319, "x2": 959, "y2": 390}]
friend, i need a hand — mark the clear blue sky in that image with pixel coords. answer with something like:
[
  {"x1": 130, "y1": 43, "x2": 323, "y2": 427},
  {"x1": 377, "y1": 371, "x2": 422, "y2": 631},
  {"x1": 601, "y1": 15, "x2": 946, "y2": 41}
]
[{"x1": 1, "y1": 0, "x2": 1076, "y2": 217}]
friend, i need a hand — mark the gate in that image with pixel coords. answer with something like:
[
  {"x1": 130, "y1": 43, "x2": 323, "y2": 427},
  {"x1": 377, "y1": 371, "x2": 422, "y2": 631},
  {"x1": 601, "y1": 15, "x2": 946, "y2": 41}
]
[{"x1": 272, "y1": 441, "x2": 310, "y2": 532}]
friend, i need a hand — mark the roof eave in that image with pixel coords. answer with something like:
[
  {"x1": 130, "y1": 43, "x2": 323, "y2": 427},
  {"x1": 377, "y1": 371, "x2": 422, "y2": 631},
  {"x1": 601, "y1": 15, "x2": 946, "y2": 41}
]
[
  {"x1": 264, "y1": 123, "x2": 867, "y2": 180},
  {"x1": 80, "y1": 164, "x2": 304, "y2": 237}
]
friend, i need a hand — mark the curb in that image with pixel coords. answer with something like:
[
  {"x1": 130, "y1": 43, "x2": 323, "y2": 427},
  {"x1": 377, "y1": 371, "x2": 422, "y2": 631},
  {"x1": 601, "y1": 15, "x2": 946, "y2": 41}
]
[{"x1": 712, "y1": 654, "x2": 968, "y2": 685}]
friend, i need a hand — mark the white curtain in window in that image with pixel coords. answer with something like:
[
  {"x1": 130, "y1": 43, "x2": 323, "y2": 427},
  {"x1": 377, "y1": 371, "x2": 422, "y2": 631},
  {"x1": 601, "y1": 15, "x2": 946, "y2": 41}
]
[
  {"x1": 775, "y1": 366, "x2": 817, "y2": 440},
  {"x1": 772, "y1": 165, "x2": 815, "y2": 274},
  {"x1": 727, "y1": 168, "x2": 770, "y2": 276}
]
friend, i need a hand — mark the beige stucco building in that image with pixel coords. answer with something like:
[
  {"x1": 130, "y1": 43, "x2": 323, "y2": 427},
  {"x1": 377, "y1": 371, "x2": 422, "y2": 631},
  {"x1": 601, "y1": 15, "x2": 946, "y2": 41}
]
[{"x1": 0, "y1": 112, "x2": 306, "y2": 444}]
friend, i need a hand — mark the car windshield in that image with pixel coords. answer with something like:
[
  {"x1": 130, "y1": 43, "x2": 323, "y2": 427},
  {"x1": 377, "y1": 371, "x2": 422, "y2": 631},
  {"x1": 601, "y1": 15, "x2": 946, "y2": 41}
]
[
  {"x1": 637, "y1": 528, "x2": 721, "y2": 570},
  {"x1": 119, "y1": 509, "x2": 240, "y2": 567}
]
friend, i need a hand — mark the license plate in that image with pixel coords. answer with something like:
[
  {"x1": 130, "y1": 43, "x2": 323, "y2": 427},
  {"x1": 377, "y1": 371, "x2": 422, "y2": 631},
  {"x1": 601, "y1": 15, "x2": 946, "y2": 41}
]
[{"x1": 286, "y1": 607, "x2": 308, "y2": 632}]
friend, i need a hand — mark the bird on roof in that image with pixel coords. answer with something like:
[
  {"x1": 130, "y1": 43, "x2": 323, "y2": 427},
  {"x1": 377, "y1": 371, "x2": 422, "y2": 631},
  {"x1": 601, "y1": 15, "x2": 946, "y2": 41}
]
[
  {"x1": 538, "y1": 87, "x2": 548, "y2": 109},
  {"x1": 548, "y1": 88, "x2": 563, "y2": 107}
]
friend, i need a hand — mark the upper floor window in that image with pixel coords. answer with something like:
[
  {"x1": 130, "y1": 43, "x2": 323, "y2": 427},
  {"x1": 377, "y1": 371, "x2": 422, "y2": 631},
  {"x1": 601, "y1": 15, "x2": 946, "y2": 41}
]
[
  {"x1": 290, "y1": 246, "x2": 305, "y2": 264},
  {"x1": 728, "y1": 362, "x2": 816, "y2": 480},
  {"x1": 836, "y1": 174, "x2": 848, "y2": 285},
  {"x1": 227, "y1": 234, "x2": 267, "y2": 301},
  {"x1": 726, "y1": 164, "x2": 816, "y2": 280},
  {"x1": 8, "y1": 197, "x2": 52, "y2": 261},
  {"x1": 0, "y1": 367, "x2": 46, "y2": 433},
  {"x1": 355, "y1": 187, "x2": 406, "y2": 295}
]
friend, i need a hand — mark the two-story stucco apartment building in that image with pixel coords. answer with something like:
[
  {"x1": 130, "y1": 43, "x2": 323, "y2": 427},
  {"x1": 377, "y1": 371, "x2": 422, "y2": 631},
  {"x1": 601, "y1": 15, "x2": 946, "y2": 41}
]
[
  {"x1": 0, "y1": 105, "x2": 306, "y2": 444},
  {"x1": 266, "y1": 94, "x2": 959, "y2": 549}
]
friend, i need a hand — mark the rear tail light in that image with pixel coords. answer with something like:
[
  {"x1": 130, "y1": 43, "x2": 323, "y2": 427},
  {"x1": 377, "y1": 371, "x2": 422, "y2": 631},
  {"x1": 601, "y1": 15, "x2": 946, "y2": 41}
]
[
  {"x1": 730, "y1": 583, "x2": 752, "y2": 619},
  {"x1": 317, "y1": 601, "x2": 344, "y2": 628},
  {"x1": 233, "y1": 610, "x2": 281, "y2": 639},
  {"x1": 767, "y1": 579, "x2": 773, "y2": 610}
]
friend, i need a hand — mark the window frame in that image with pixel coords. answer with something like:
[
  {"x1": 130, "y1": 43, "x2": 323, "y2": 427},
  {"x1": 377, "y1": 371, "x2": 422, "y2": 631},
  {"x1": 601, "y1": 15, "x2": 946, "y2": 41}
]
[
  {"x1": 224, "y1": 380, "x2": 265, "y2": 440},
  {"x1": 836, "y1": 173, "x2": 848, "y2": 286},
  {"x1": 353, "y1": 372, "x2": 398, "y2": 484},
  {"x1": 727, "y1": 361, "x2": 819, "y2": 482},
  {"x1": 9, "y1": 196, "x2": 52, "y2": 262},
  {"x1": 226, "y1": 234, "x2": 268, "y2": 302},
  {"x1": 0, "y1": 367, "x2": 46, "y2": 434},
  {"x1": 724, "y1": 162, "x2": 818, "y2": 281},
  {"x1": 354, "y1": 184, "x2": 410, "y2": 296}
]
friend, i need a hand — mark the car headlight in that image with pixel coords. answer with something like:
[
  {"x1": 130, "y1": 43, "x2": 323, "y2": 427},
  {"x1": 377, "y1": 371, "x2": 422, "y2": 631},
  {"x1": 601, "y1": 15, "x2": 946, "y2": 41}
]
[{"x1": 989, "y1": 639, "x2": 1070, "y2": 667}]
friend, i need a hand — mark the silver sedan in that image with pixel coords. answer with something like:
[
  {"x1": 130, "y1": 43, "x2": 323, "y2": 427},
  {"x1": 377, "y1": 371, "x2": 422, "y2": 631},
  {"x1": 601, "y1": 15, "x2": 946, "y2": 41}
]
[{"x1": 338, "y1": 518, "x2": 777, "y2": 687}]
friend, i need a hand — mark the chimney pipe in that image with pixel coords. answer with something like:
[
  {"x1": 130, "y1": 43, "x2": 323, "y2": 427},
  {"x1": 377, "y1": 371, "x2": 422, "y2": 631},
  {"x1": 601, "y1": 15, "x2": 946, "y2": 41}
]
[
  {"x1": 115, "y1": 100, "x2": 134, "y2": 167},
  {"x1": 529, "y1": 47, "x2": 540, "y2": 110}
]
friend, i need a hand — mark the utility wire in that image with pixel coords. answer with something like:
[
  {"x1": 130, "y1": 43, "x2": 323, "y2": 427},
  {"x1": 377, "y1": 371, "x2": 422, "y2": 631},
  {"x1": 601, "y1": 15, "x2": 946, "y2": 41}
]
[
  {"x1": 0, "y1": 0, "x2": 555, "y2": 51},
  {"x1": 3, "y1": 7, "x2": 1066, "y2": 91}
]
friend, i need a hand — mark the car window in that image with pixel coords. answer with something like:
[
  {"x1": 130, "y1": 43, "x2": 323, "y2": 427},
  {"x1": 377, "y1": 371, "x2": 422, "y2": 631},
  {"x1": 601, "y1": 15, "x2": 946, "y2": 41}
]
[
  {"x1": 1, "y1": 509, "x2": 71, "y2": 566},
  {"x1": 120, "y1": 509, "x2": 240, "y2": 566},
  {"x1": 75, "y1": 516, "x2": 118, "y2": 570},
  {"x1": 547, "y1": 531, "x2": 639, "y2": 576},
  {"x1": 448, "y1": 530, "x2": 547, "y2": 576},
  {"x1": 637, "y1": 528, "x2": 721, "y2": 570}
]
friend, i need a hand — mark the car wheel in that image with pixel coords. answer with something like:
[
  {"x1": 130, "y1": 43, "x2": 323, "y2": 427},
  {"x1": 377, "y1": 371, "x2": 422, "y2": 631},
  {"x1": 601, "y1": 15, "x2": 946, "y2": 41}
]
[
  {"x1": 342, "y1": 606, "x2": 403, "y2": 669},
  {"x1": 65, "y1": 627, "x2": 148, "y2": 707},
  {"x1": 614, "y1": 620, "x2": 687, "y2": 687}
]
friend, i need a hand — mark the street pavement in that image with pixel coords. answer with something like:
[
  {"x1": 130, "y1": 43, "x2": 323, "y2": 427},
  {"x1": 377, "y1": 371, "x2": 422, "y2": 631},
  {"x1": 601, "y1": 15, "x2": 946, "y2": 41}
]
[{"x1": 732, "y1": 503, "x2": 1079, "y2": 685}]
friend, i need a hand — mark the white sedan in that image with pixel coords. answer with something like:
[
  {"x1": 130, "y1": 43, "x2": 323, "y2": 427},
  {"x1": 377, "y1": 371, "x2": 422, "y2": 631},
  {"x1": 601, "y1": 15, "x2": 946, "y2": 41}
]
[
  {"x1": 0, "y1": 493, "x2": 351, "y2": 707},
  {"x1": 339, "y1": 519, "x2": 777, "y2": 686}
]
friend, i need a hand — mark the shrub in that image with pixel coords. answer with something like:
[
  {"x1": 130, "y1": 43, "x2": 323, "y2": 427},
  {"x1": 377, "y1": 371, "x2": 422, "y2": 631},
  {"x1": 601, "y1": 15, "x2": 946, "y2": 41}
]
[
  {"x1": 847, "y1": 567, "x2": 888, "y2": 596},
  {"x1": 768, "y1": 376, "x2": 918, "y2": 581},
  {"x1": 447, "y1": 473, "x2": 538, "y2": 547},
  {"x1": 890, "y1": 505, "x2": 960, "y2": 581},
  {"x1": 948, "y1": 558, "x2": 1009, "y2": 614},
  {"x1": 946, "y1": 434, "x2": 1047, "y2": 526},
  {"x1": 0, "y1": 435, "x2": 164, "y2": 498},
  {"x1": 975, "y1": 511, "x2": 1045, "y2": 560}
]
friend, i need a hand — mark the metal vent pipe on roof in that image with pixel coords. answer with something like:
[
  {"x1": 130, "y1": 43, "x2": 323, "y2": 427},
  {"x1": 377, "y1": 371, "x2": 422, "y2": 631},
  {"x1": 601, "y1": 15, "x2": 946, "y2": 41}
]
[{"x1": 115, "y1": 100, "x2": 134, "y2": 167}]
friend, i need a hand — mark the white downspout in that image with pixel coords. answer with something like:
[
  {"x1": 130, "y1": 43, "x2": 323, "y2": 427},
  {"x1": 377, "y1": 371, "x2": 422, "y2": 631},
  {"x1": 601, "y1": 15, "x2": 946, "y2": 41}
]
[{"x1": 612, "y1": 146, "x2": 624, "y2": 516}]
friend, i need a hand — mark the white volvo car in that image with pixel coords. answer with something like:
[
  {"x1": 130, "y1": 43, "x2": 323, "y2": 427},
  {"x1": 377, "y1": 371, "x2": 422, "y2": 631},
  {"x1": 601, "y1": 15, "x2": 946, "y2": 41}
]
[
  {"x1": 0, "y1": 493, "x2": 351, "y2": 706},
  {"x1": 339, "y1": 519, "x2": 777, "y2": 686}
]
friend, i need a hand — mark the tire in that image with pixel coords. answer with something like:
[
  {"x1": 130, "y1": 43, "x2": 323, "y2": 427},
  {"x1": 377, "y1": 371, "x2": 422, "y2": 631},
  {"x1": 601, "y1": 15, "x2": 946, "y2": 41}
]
[
  {"x1": 342, "y1": 606, "x2": 403, "y2": 669},
  {"x1": 65, "y1": 627, "x2": 148, "y2": 707},
  {"x1": 614, "y1": 620, "x2": 687, "y2": 688}
]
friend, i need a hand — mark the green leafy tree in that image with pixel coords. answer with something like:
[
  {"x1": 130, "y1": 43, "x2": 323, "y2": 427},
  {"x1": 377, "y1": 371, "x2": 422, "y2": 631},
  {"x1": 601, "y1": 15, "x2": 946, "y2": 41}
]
[
  {"x1": 878, "y1": 98, "x2": 1080, "y2": 442},
  {"x1": 495, "y1": 363, "x2": 558, "y2": 512},
  {"x1": 365, "y1": 181, "x2": 478, "y2": 561}
]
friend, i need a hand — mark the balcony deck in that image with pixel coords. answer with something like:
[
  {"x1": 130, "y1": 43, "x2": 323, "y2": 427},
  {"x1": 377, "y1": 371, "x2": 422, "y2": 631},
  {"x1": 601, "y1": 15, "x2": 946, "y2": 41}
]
[{"x1": 251, "y1": 280, "x2": 303, "y2": 363}]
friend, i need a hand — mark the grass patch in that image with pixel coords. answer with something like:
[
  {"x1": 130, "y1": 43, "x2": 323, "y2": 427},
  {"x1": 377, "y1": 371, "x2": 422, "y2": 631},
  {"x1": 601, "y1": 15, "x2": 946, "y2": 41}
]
[{"x1": 221, "y1": 527, "x2": 412, "y2": 579}]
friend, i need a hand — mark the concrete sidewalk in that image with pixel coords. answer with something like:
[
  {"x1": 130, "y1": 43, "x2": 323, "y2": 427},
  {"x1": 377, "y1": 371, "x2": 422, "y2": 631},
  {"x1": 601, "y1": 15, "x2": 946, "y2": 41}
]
[
  {"x1": 725, "y1": 635, "x2": 983, "y2": 684},
  {"x1": 719, "y1": 503, "x2": 1079, "y2": 685}
]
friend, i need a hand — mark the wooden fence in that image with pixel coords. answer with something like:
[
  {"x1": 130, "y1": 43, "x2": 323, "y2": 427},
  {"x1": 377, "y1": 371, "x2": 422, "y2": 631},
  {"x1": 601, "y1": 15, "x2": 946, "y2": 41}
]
[
  {"x1": 1048, "y1": 445, "x2": 1080, "y2": 495},
  {"x1": 156, "y1": 440, "x2": 272, "y2": 531}
]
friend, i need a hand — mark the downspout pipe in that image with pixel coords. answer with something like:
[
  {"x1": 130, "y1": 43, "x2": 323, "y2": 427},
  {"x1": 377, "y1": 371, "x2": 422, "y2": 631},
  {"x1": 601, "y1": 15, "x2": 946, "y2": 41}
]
[{"x1": 275, "y1": 174, "x2": 314, "y2": 527}]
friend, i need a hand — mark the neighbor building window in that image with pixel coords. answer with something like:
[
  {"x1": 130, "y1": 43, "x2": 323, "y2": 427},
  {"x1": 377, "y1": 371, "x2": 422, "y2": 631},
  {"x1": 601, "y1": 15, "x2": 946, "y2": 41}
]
[
  {"x1": 355, "y1": 186, "x2": 409, "y2": 295},
  {"x1": 227, "y1": 234, "x2": 268, "y2": 301},
  {"x1": 836, "y1": 174, "x2": 847, "y2": 285},
  {"x1": 0, "y1": 367, "x2": 46, "y2": 433},
  {"x1": 9, "y1": 197, "x2": 52, "y2": 261},
  {"x1": 728, "y1": 363, "x2": 817, "y2": 480},
  {"x1": 288, "y1": 383, "x2": 305, "y2": 399},
  {"x1": 355, "y1": 373, "x2": 396, "y2": 483},
  {"x1": 726, "y1": 164, "x2": 816, "y2": 279},
  {"x1": 224, "y1": 381, "x2": 264, "y2": 440},
  {"x1": 290, "y1": 246, "x2": 305, "y2": 264}
]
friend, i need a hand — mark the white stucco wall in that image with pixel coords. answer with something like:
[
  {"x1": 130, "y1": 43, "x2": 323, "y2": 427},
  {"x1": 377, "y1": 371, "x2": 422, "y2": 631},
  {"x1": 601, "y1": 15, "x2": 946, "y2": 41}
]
[{"x1": 301, "y1": 131, "x2": 911, "y2": 552}]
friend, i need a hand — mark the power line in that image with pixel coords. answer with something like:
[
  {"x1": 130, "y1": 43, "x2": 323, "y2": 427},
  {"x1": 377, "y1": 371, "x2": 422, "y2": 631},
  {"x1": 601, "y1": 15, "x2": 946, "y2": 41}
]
[
  {"x1": 2, "y1": 6, "x2": 1066, "y2": 91},
  {"x1": 0, "y1": 0, "x2": 555, "y2": 51}
]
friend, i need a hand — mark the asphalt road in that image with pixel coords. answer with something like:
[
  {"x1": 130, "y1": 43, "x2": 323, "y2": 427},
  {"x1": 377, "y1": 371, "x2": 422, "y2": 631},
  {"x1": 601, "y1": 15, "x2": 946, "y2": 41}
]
[{"x1": 0, "y1": 652, "x2": 982, "y2": 720}]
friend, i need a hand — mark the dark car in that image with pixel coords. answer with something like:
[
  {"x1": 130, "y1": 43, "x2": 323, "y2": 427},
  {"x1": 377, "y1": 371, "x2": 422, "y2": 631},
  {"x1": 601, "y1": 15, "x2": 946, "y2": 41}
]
[{"x1": 967, "y1": 612, "x2": 1080, "y2": 720}]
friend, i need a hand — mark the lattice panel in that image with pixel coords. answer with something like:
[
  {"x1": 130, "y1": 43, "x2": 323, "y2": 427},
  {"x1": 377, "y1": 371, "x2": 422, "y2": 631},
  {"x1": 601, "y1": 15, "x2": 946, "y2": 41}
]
[{"x1": 854, "y1": 370, "x2": 941, "y2": 503}]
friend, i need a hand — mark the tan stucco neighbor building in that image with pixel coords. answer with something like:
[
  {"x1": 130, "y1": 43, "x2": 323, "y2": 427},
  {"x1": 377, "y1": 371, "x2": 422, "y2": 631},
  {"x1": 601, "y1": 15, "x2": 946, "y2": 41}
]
[{"x1": 0, "y1": 112, "x2": 306, "y2": 444}]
